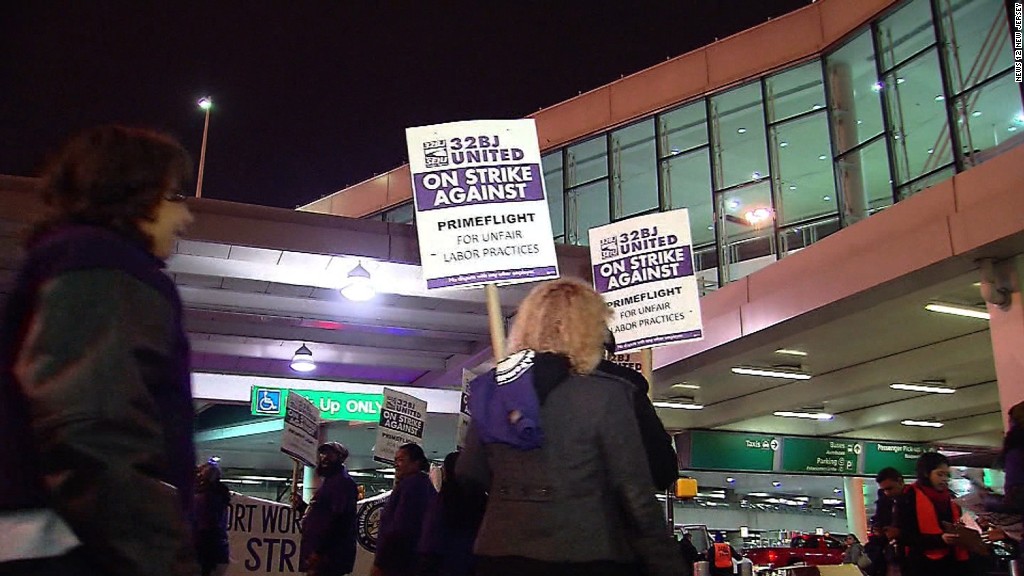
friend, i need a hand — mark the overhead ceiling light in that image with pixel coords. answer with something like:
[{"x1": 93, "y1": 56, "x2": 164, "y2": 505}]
[
  {"x1": 822, "y1": 498, "x2": 843, "y2": 505},
  {"x1": 340, "y1": 261, "x2": 376, "y2": 301},
  {"x1": 775, "y1": 349, "x2": 807, "y2": 357},
  {"x1": 902, "y1": 419, "x2": 944, "y2": 428},
  {"x1": 290, "y1": 343, "x2": 316, "y2": 372},
  {"x1": 890, "y1": 382, "x2": 956, "y2": 394},
  {"x1": 972, "y1": 110, "x2": 982, "y2": 117},
  {"x1": 726, "y1": 477, "x2": 736, "y2": 483},
  {"x1": 871, "y1": 81, "x2": 884, "y2": 93},
  {"x1": 672, "y1": 383, "x2": 701, "y2": 390},
  {"x1": 732, "y1": 366, "x2": 812, "y2": 380},
  {"x1": 238, "y1": 475, "x2": 290, "y2": 482},
  {"x1": 653, "y1": 399, "x2": 704, "y2": 410},
  {"x1": 832, "y1": 487, "x2": 842, "y2": 494},
  {"x1": 780, "y1": 141, "x2": 789, "y2": 147},
  {"x1": 748, "y1": 492, "x2": 770, "y2": 497},
  {"x1": 737, "y1": 127, "x2": 748, "y2": 134},
  {"x1": 934, "y1": 94, "x2": 945, "y2": 101},
  {"x1": 774, "y1": 410, "x2": 833, "y2": 420},
  {"x1": 925, "y1": 302, "x2": 989, "y2": 320},
  {"x1": 772, "y1": 481, "x2": 782, "y2": 488}
]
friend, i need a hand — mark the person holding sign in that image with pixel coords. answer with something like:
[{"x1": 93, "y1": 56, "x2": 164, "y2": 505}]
[
  {"x1": 0, "y1": 126, "x2": 198, "y2": 575},
  {"x1": 373, "y1": 444, "x2": 437, "y2": 576},
  {"x1": 457, "y1": 278, "x2": 679, "y2": 576},
  {"x1": 292, "y1": 442, "x2": 359, "y2": 576}
]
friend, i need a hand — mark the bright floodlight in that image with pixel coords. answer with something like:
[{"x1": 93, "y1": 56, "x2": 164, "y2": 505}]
[
  {"x1": 290, "y1": 344, "x2": 316, "y2": 373},
  {"x1": 198, "y1": 97, "x2": 213, "y2": 110},
  {"x1": 340, "y1": 262, "x2": 376, "y2": 301}
]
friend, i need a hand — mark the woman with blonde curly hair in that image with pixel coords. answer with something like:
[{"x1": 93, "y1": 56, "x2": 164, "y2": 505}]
[{"x1": 457, "y1": 278, "x2": 679, "y2": 576}]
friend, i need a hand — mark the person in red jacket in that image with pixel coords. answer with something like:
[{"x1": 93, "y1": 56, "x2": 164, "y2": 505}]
[{"x1": 896, "y1": 452, "x2": 969, "y2": 576}]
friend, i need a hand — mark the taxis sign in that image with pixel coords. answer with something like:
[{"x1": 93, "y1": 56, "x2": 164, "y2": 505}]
[{"x1": 251, "y1": 387, "x2": 383, "y2": 422}]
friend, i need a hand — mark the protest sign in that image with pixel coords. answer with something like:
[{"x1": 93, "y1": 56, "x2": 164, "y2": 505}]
[
  {"x1": 280, "y1": 392, "x2": 320, "y2": 467},
  {"x1": 406, "y1": 119, "x2": 559, "y2": 289},
  {"x1": 373, "y1": 388, "x2": 427, "y2": 464},
  {"x1": 456, "y1": 369, "x2": 473, "y2": 449},
  {"x1": 589, "y1": 209, "x2": 703, "y2": 352}
]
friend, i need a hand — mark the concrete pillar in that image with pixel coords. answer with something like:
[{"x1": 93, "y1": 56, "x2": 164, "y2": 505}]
[
  {"x1": 986, "y1": 256, "x2": 1024, "y2": 429},
  {"x1": 828, "y1": 62, "x2": 869, "y2": 225},
  {"x1": 843, "y1": 476, "x2": 868, "y2": 542}
]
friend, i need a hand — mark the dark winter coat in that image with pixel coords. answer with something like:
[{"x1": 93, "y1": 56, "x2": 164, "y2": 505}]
[
  {"x1": 457, "y1": 352, "x2": 679, "y2": 576},
  {"x1": 194, "y1": 483, "x2": 231, "y2": 568},
  {"x1": 0, "y1": 225, "x2": 198, "y2": 576},
  {"x1": 375, "y1": 471, "x2": 436, "y2": 576},
  {"x1": 596, "y1": 359, "x2": 678, "y2": 491},
  {"x1": 299, "y1": 467, "x2": 358, "y2": 575}
]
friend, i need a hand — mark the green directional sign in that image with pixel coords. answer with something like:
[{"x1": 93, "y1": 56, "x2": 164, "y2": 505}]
[
  {"x1": 687, "y1": 430, "x2": 778, "y2": 472},
  {"x1": 863, "y1": 442, "x2": 926, "y2": 477},
  {"x1": 782, "y1": 437, "x2": 861, "y2": 474},
  {"x1": 251, "y1": 387, "x2": 383, "y2": 422}
]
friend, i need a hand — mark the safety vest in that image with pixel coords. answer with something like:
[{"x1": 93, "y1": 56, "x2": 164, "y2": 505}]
[
  {"x1": 713, "y1": 542, "x2": 733, "y2": 569},
  {"x1": 912, "y1": 486, "x2": 970, "y2": 562}
]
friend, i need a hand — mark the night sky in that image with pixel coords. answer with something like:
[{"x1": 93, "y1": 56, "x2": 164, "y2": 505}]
[{"x1": 2, "y1": 1, "x2": 810, "y2": 209}]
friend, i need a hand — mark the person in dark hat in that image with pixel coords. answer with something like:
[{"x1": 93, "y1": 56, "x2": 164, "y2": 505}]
[
  {"x1": 194, "y1": 459, "x2": 231, "y2": 576},
  {"x1": 595, "y1": 329, "x2": 679, "y2": 491},
  {"x1": 292, "y1": 442, "x2": 359, "y2": 575}
]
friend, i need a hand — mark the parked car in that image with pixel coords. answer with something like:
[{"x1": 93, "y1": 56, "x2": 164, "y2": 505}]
[{"x1": 744, "y1": 534, "x2": 846, "y2": 572}]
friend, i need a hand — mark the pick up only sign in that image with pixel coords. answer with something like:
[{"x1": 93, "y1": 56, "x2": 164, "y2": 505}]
[
  {"x1": 406, "y1": 119, "x2": 560, "y2": 289},
  {"x1": 588, "y1": 209, "x2": 703, "y2": 352}
]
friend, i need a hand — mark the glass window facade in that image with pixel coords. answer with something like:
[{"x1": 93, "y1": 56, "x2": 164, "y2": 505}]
[
  {"x1": 710, "y1": 82, "x2": 770, "y2": 190},
  {"x1": 938, "y1": 0, "x2": 1014, "y2": 94},
  {"x1": 876, "y1": 0, "x2": 937, "y2": 71},
  {"x1": 770, "y1": 111, "x2": 836, "y2": 226},
  {"x1": 542, "y1": 152, "x2": 565, "y2": 243},
  {"x1": 611, "y1": 119, "x2": 658, "y2": 219},
  {"x1": 826, "y1": 31, "x2": 886, "y2": 153},
  {"x1": 883, "y1": 48, "x2": 954, "y2": 184},
  {"x1": 369, "y1": 0, "x2": 1021, "y2": 291}
]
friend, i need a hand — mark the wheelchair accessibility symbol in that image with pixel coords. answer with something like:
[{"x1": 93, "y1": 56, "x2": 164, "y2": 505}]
[{"x1": 255, "y1": 389, "x2": 281, "y2": 415}]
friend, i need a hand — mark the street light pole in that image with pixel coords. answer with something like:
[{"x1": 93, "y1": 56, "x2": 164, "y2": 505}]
[{"x1": 195, "y1": 96, "x2": 212, "y2": 198}]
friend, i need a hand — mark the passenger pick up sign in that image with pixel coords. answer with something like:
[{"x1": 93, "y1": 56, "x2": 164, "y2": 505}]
[
  {"x1": 589, "y1": 209, "x2": 703, "y2": 352},
  {"x1": 406, "y1": 119, "x2": 560, "y2": 289}
]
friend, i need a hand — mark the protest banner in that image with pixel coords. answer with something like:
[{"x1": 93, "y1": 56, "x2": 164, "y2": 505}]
[
  {"x1": 405, "y1": 119, "x2": 559, "y2": 290},
  {"x1": 589, "y1": 209, "x2": 704, "y2": 353},
  {"x1": 373, "y1": 388, "x2": 427, "y2": 464},
  {"x1": 225, "y1": 491, "x2": 389, "y2": 575},
  {"x1": 226, "y1": 493, "x2": 301, "y2": 575}
]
